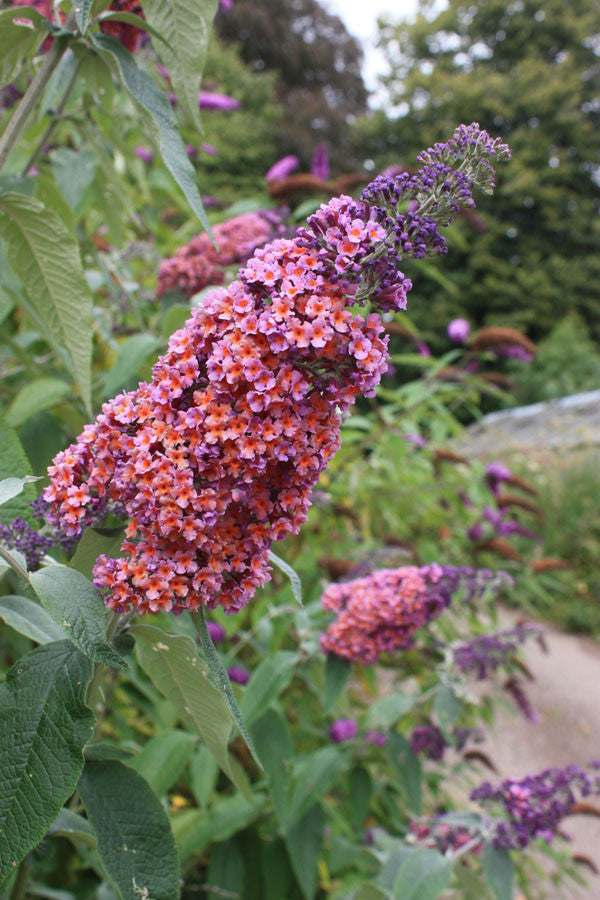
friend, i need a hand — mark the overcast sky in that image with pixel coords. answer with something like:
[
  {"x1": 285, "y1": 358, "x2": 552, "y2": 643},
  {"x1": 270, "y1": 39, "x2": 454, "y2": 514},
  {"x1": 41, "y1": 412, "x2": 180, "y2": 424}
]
[{"x1": 323, "y1": 0, "x2": 420, "y2": 98}]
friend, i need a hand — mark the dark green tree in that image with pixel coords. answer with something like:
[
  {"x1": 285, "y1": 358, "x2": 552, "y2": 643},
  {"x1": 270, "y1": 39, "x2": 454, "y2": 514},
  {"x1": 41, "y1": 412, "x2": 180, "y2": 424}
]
[
  {"x1": 356, "y1": 0, "x2": 600, "y2": 341},
  {"x1": 216, "y1": 0, "x2": 368, "y2": 170}
]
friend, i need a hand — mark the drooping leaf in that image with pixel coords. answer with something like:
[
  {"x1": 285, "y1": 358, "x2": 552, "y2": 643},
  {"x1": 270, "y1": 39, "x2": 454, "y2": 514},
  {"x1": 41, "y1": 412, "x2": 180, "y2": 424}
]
[
  {"x1": 139, "y1": 0, "x2": 217, "y2": 130},
  {"x1": 97, "y1": 10, "x2": 170, "y2": 46},
  {"x1": 0, "y1": 193, "x2": 93, "y2": 412},
  {"x1": 193, "y1": 608, "x2": 261, "y2": 768},
  {"x1": 206, "y1": 837, "x2": 245, "y2": 900},
  {"x1": 172, "y1": 793, "x2": 265, "y2": 863},
  {"x1": 102, "y1": 333, "x2": 160, "y2": 399},
  {"x1": 250, "y1": 708, "x2": 293, "y2": 823},
  {"x1": 483, "y1": 843, "x2": 515, "y2": 900},
  {"x1": 0, "y1": 416, "x2": 36, "y2": 525},
  {"x1": 91, "y1": 35, "x2": 212, "y2": 235},
  {"x1": 0, "y1": 6, "x2": 47, "y2": 84},
  {"x1": 323, "y1": 653, "x2": 351, "y2": 713},
  {"x1": 386, "y1": 733, "x2": 422, "y2": 815},
  {"x1": 189, "y1": 743, "x2": 219, "y2": 807},
  {"x1": 268, "y1": 550, "x2": 303, "y2": 605},
  {"x1": 30, "y1": 565, "x2": 127, "y2": 669},
  {"x1": 0, "y1": 594, "x2": 66, "y2": 644},
  {"x1": 47, "y1": 807, "x2": 97, "y2": 849},
  {"x1": 284, "y1": 804, "x2": 324, "y2": 900},
  {"x1": 78, "y1": 759, "x2": 180, "y2": 900},
  {"x1": 130, "y1": 729, "x2": 196, "y2": 796},
  {"x1": 39, "y1": 47, "x2": 79, "y2": 119},
  {"x1": 240, "y1": 651, "x2": 298, "y2": 726},
  {"x1": 6, "y1": 377, "x2": 71, "y2": 428},
  {"x1": 130, "y1": 624, "x2": 234, "y2": 779},
  {"x1": 348, "y1": 766, "x2": 373, "y2": 832},
  {"x1": 433, "y1": 684, "x2": 462, "y2": 731},
  {"x1": 392, "y1": 849, "x2": 452, "y2": 900},
  {"x1": 284, "y1": 746, "x2": 343, "y2": 830},
  {"x1": 51, "y1": 148, "x2": 99, "y2": 215},
  {"x1": 0, "y1": 641, "x2": 94, "y2": 882},
  {"x1": 366, "y1": 691, "x2": 415, "y2": 730}
]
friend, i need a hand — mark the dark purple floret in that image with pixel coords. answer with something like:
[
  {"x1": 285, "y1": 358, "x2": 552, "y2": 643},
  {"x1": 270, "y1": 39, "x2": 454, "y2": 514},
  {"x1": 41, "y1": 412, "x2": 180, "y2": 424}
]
[{"x1": 410, "y1": 724, "x2": 446, "y2": 760}]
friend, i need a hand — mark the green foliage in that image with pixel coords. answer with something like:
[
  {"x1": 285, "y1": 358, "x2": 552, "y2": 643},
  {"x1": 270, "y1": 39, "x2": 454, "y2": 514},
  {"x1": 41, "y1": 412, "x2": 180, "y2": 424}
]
[
  {"x1": 0, "y1": 192, "x2": 94, "y2": 413},
  {"x1": 483, "y1": 844, "x2": 516, "y2": 900},
  {"x1": 0, "y1": 594, "x2": 66, "y2": 644},
  {"x1": 0, "y1": 417, "x2": 36, "y2": 525},
  {"x1": 78, "y1": 759, "x2": 180, "y2": 900},
  {"x1": 0, "y1": 641, "x2": 94, "y2": 882},
  {"x1": 392, "y1": 849, "x2": 451, "y2": 900},
  {"x1": 358, "y1": 0, "x2": 600, "y2": 341},
  {"x1": 509, "y1": 314, "x2": 600, "y2": 404}
]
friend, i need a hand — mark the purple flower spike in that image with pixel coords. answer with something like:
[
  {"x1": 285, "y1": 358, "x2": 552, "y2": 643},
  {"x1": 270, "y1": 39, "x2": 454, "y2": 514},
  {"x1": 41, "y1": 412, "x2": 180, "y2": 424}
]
[
  {"x1": 227, "y1": 666, "x2": 250, "y2": 685},
  {"x1": 265, "y1": 155, "x2": 300, "y2": 183},
  {"x1": 365, "y1": 730, "x2": 387, "y2": 746},
  {"x1": 207, "y1": 621, "x2": 226, "y2": 643},
  {"x1": 198, "y1": 91, "x2": 240, "y2": 111},
  {"x1": 311, "y1": 144, "x2": 330, "y2": 181},
  {"x1": 200, "y1": 143, "x2": 218, "y2": 157},
  {"x1": 329, "y1": 718, "x2": 358, "y2": 743},
  {"x1": 447, "y1": 318, "x2": 471, "y2": 343},
  {"x1": 156, "y1": 63, "x2": 170, "y2": 81},
  {"x1": 134, "y1": 146, "x2": 154, "y2": 163}
]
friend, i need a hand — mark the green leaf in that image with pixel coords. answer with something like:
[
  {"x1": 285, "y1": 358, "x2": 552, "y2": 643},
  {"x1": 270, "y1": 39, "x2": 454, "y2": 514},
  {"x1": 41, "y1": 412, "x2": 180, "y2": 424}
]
[
  {"x1": 285, "y1": 746, "x2": 342, "y2": 830},
  {"x1": 47, "y1": 807, "x2": 97, "y2": 849},
  {"x1": 348, "y1": 766, "x2": 373, "y2": 832},
  {"x1": 130, "y1": 729, "x2": 196, "y2": 796},
  {"x1": 0, "y1": 594, "x2": 66, "y2": 644},
  {"x1": 284, "y1": 804, "x2": 324, "y2": 900},
  {"x1": 6, "y1": 377, "x2": 71, "y2": 428},
  {"x1": 39, "y1": 48, "x2": 79, "y2": 119},
  {"x1": 72, "y1": 0, "x2": 94, "y2": 33},
  {"x1": 30, "y1": 565, "x2": 127, "y2": 669},
  {"x1": 0, "y1": 641, "x2": 94, "y2": 882},
  {"x1": 69, "y1": 528, "x2": 124, "y2": 581},
  {"x1": 51, "y1": 148, "x2": 99, "y2": 215},
  {"x1": 0, "y1": 416, "x2": 36, "y2": 525},
  {"x1": 102, "y1": 333, "x2": 160, "y2": 399},
  {"x1": 483, "y1": 844, "x2": 515, "y2": 900},
  {"x1": 130, "y1": 624, "x2": 234, "y2": 780},
  {"x1": 97, "y1": 9, "x2": 170, "y2": 46},
  {"x1": 240, "y1": 651, "x2": 298, "y2": 726},
  {"x1": 0, "y1": 193, "x2": 93, "y2": 413},
  {"x1": 206, "y1": 837, "x2": 245, "y2": 900},
  {"x1": 189, "y1": 743, "x2": 219, "y2": 807},
  {"x1": 386, "y1": 733, "x2": 422, "y2": 815},
  {"x1": 78, "y1": 759, "x2": 180, "y2": 900},
  {"x1": 172, "y1": 793, "x2": 265, "y2": 863},
  {"x1": 434, "y1": 684, "x2": 462, "y2": 730},
  {"x1": 91, "y1": 35, "x2": 213, "y2": 235},
  {"x1": 0, "y1": 474, "x2": 41, "y2": 507},
  {"x1": 84, "y1": 741, "x2": 136, "y2": 762},
  {"x1": 139, "y1": 0, "x2": 217, "y2": 130},
  {"x1": 268, "y1": 550, "x2": 303, "y2": 606},
  {"x1": 193, "y1": 608, "x2": 262, "y2": 768},
  {"x1": 160, "y1": 303, "x2": 191, "y2": 338},
  {"x1": 0, "y1": 6, "x2": 47, "y2": 84},
  {"x1": 250, "y1": 709, "x2": 293, "y2": 823},
  {"x1": 366, "y1": 691, "x2": 415, "y2": 730},
  {"x1": 323, "y1": 653, "x2": 351, "y2": 713},
  {"x1": 78, "y1": 47, "x2": 115, "y2": 110},
  {"x1": 392, "y1": 849, "x2": 452, "y2": 900}
]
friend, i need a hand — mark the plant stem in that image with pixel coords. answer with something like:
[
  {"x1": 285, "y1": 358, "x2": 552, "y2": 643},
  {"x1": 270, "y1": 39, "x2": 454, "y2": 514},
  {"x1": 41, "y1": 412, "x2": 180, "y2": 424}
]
[
  {"x1": 20, "y1": 51, "x2": 81, "y2": 177},
  {"x1": 0, "y1": 11, "x2": 76, "y2": 173},
  {"x1": 9, "y1": 861, "x2": 30, "y2": 900},
  {"x1": 0, "y1": 544, "x2": 30, "y2": 583}
]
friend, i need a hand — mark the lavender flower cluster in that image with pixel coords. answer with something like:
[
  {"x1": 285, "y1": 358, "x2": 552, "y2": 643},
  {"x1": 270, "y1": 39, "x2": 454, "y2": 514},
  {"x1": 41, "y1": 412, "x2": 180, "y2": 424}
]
[
  {"x1": 298, "y1": 122, "x2": 510, "y2": 313},
  {"x1": 453, "y1": 625, "x2": 542, "y2": 680},
  {"x1": 0, "y1": 496, "x2": 124, "y2": 571},
  {"x1": 471, "y1": 763, "x2": 600, "y2": 850},
  {"x1": 409, "y1": 724, "x2": 483, "y2": 760}
]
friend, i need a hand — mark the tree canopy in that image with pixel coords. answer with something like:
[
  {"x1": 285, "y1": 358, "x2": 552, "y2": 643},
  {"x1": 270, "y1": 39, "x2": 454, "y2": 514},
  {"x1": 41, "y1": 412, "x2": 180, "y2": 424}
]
[{"x1": 356, "y1": 0, "x2": 600, "y2": 341}]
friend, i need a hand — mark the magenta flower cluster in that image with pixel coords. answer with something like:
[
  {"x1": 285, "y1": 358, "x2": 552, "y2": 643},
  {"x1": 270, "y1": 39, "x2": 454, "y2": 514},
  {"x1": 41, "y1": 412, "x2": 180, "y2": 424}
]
[
  {"x1": 320, "y1": 565, "x2": 511, "y2": 664},
  {"x1": 157, "y1": 212, "x2": 279, "y2": 300}
]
